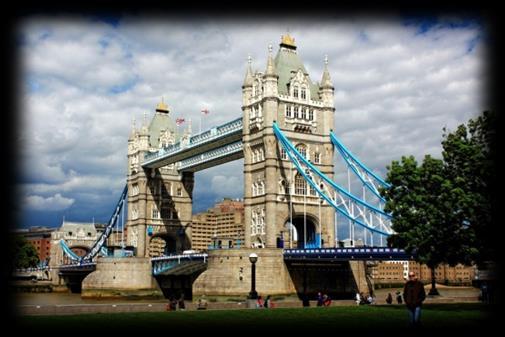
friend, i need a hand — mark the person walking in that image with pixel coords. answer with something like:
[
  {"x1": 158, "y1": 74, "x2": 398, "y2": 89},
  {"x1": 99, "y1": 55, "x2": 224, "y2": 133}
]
[
  {"x1": 264, "y1": 295, "x2": 272, "y2": 308},
  {"x1": 316, "y1": 292, "x2": 324, "y2": 307},
  {"x1": 178, "y1": 293, "x2": 186, "y2": 311},
  {"x1": 386, "y1": 292, "x2": 393, "y2": 305},
  {"x1": 396, "y1": 290, "x2": 403, "y2": 304},
  {"x1": 256, "y1": 295, "x2": 264, "y2": 308},
  {"x1": 403, "y1": 271, "x2": 426, "y2": 327}
]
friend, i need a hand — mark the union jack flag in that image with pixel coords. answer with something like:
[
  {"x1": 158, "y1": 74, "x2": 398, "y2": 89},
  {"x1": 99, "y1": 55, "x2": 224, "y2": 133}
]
[{"x1": 176, "y1": 118, "x2": 185, "y2": 126}]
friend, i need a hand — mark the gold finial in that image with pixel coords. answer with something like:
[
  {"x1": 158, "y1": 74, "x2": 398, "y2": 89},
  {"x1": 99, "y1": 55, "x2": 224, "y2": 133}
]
[
  {"x1": 324, "y1": 55, "x2": 328, "y2": 65},
  {"x1": 247, "y1": 55, "x2": 252, "y2": 65},
  {"x1": 156, "y1": 96, "x2": 169, "y2": 112},
  {"x1": 268, "y1": 44, "x2": 273, "y2": 54},
  {"x1": 281, "y1": 33, "x2": 296, "y2": 47}
]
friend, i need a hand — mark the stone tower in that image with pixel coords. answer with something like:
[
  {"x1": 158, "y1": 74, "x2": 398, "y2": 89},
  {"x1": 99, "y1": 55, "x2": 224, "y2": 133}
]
[
  {"x1": 126, "y1": 100, "x2": 194, "y2": 257},
  {"x1": 242, "y1": 34, "x2": 336, "y2": 249}
]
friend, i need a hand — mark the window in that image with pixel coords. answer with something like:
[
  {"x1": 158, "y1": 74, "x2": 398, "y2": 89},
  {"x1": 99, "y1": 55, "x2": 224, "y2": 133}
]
[
  {"x1": 152, "y1": 207, "x2": 160, "y2": 219},
  {"x1": 301, "y1": 107, "x2": 306, "y2": 120},
  {"x1": 252, "y1": 150, "x2": 257, "y2": 163},
  {"x1": 131, "y1": 183, "x2": 139, "y2": 196},
  {"x1": 280, "y1": 147, "x2": 287, "y2": 160},
  {"x1": 294, "y1": 106, "x2": 299, "y2": 119},
  {"x1": 314, "y1": 152, "x2": 321, "y2": 164},
  {"x1": 252, "y1": 183, "x2": 257, "y2": 197},
  {"x1": 293, "y1": 85, "x2": 299, "y2": 98},
  {"x1": 296, "y1": 144, "x2": 307, "y2": 159},
  {"x1": 285, "y1": 104, "x2": 292, "y2": 118},
  {"x1": 295, "y1": 173, "x2": 307, "y2": 195},
  {"x1": 258, "y1": 181, "x2": 265, "y2": 195},
  {"x1": 301, "y1": 87, "x2": 306, "y2": 100},
  {"x1": 132, "y1": 208, "x2": 138, "y2": 220},
  {"x1": 177, "y1": 187, "x2": 182, "y2": 197},
  {"x1": 308, "y1": 109, "x2": 314, "y2": 121}
]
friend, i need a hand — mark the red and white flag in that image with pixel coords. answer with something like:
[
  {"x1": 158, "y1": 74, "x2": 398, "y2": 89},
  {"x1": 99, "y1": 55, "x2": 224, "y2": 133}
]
[
  {"x1": 201, "y1": 108, "x2": 210, "y2": 115},
  {"x1": 176, "y1": 117, "x2": 185, "y2": 126}
]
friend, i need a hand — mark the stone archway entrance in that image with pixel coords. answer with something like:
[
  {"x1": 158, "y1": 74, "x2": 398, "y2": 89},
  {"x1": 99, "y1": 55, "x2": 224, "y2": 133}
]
[
  {"x1": 286, "y1": 215, "x2": 320, "y2": 249},
  {"x1": 149, "y1": 235, "x2": 177, "y2": 257}
]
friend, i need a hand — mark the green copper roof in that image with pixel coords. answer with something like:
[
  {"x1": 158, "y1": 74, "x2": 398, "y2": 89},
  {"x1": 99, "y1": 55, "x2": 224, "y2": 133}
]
[
  {"x1": 148, "y1": 112, "x2": 180, "y2": 148},
  {"x1": 274, "y1": 47, "x2": 320, "y2": 100}
]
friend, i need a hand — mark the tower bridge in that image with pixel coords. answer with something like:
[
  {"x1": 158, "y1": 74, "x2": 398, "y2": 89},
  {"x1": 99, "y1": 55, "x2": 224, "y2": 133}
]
[{"x1": 44, "y1": 33, "x2": 413, "y2": 299}]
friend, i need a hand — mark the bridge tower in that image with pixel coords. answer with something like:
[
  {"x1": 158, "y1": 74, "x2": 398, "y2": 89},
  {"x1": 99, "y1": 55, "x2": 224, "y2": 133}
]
[
  {"x1": 127, "y1": 101, "x2": 193, "y2": 257},
  {"x1": 242, "y1": 34, "x2": 336, "y2": 249}
]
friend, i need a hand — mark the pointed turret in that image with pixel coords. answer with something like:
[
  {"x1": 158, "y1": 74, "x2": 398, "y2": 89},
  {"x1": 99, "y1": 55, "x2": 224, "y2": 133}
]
[
  {"x1": 265, "y1": 44, "x2": 276, "y2": 76},
  {"x1": 320, "y1": 55, "x2": 334, "y2": 89},
  {"x1": 263, "y1": 44, "x2": 278, "y2": 97},
  {"x1": 129, "y1": 117, "x2": 137, "y2": 139},
  {"x1": 243, "y1": 55, "x2": 253, "y2": 88},
  {"x1": 242, "y1": 55, "x2": 254, "y2": 106},
  {"x1": 319, "y1": 55, "x2": 334, "y2": 107}
]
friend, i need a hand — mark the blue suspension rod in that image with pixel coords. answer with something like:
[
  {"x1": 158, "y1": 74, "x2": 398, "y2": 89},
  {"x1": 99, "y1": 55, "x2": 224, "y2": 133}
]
[
  {"x1": 330, "y1": 132, "x2": 391, "y2": 188},
  {"x1": 333, "y1": 143, "x2": 386, "y2": 202},
  {"x1": 273, "y1": 123, "x2": 391, "y2": 219},
  {"x1": 273, "y1": 124, "x2": 391, "y2": 236},
  {"x1": 81, "y1": 184, "x2": 128, "y2": 262}
]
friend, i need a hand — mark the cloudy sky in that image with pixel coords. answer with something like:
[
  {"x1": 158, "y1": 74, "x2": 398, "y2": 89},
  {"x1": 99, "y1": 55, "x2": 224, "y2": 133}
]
[{"x1": 17, "y1": 14, "x2": 487, "y2": 231}]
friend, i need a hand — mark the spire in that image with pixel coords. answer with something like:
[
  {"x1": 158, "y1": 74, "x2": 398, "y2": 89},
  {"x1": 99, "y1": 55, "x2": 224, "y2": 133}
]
[
  {"x1": 187, "y1": 118, "x2": 192, "y2": 135},
  {"x1": 265, "y1": 44, "x2": 276, "y2": 76},
  {"x1": 321, "y1": 54, "x2": 333, "y2": 89},
  {"x1": 280, "y1": 33, "x2": 296, "y2": 50},
  {"x1": 140, "y1": 111, "x2": 149, "y2": 135},
  {"x1": 129, "y1": 116, "x2": 137, "y2": 138},
  {"x1": 243, "y1": 55, "x2": 253, "y2": 87},
  {"x1": 156, "y1": 97, "x2": 169, "y2": 113}
]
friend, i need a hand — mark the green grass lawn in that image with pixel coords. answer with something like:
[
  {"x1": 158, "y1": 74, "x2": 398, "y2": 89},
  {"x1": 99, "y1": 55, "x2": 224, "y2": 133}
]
[{"x1": 17, "y1": 303, "x2": 494, "y2": 334}]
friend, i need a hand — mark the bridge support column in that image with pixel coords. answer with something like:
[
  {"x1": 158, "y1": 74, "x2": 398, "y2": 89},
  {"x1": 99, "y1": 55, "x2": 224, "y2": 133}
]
[
  {"x1": 349, "y1": 261, "x2": 372, "y2": 295},
  {"x1": 193, "y1": 248, "x2": 296, "y2": 297},
  {"x1": 82, "y1": 257, "x2": 163, "y2": 299}
]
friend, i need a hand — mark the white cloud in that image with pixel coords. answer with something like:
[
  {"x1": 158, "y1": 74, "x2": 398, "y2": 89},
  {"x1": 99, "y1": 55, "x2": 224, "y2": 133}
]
[
  {"x1": 24, "y1": 193, "x2": 75, "y2": 211},
  {"x1": 17, "y1": 15, "x2": 487, "y2": 227}
]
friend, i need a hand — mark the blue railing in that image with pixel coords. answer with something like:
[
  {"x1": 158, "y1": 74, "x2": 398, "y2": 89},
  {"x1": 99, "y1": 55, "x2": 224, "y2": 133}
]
[
  {"x1": 283, "y1": 247, "x2": 414, "y2": 260},
  {"x1": 143, "y1": 117, "x2": 243, "y2": 166}
]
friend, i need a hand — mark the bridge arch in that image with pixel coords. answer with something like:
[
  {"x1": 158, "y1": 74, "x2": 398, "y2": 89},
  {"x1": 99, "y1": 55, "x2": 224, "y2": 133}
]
[
  {"x1": 149, "y1": 234, "x2": 177, "y2": 257},
  {"x1": 285, "y1": 213, "x2": 320, "y2": 249}
]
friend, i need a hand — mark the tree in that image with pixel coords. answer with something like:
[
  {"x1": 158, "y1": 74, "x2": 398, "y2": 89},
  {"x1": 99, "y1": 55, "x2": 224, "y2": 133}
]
[
  {"x1": 441, "y1": 110, "x2": 497, "y2": 267},
  {"x1": 10, "y1": 235, "x2": 39, "y2": 269},
  {"x1": 382, "y1": 155, "x2": 473, "y2": 295}
]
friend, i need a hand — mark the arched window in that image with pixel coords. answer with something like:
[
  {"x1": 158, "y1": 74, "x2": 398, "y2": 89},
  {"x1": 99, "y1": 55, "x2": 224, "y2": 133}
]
[
  {"x1": 295, "y1": 173, "x2": 307, "y2": 195},
  {"x1": 296, "y1": 144, "x2": 307, "y2": 159},
  {"x1": 293, "y1": 85, "x2": 299, "y2": 98},
  {"x1": 252, "y1": 183, "x2": 257, "y2": 196},
  {"x1": 252, "y1": 150, "x2": 257, "y2": 163}
]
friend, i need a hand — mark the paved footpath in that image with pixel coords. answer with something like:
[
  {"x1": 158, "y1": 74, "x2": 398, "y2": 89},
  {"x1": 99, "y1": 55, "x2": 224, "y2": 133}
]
[{"x1": 18, "y1": 293, "x2": 480, "y2": 316}]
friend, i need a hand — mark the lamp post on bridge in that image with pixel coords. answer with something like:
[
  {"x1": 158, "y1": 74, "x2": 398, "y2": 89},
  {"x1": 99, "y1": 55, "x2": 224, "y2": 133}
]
[{"x1": 248, "y1": 253, "x2": 258, "y2": 300}]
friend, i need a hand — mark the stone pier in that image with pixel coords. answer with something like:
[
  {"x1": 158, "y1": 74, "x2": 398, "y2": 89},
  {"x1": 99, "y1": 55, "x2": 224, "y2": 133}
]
[{"x1": 82, "y1": 257, "x2": 163, "y2": 299}]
